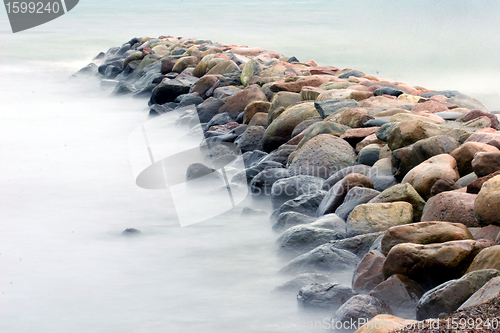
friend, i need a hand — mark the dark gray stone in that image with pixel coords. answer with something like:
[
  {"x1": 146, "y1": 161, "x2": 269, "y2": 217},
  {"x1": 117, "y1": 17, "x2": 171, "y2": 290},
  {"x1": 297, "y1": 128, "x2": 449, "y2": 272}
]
[
  {"x1": 271, "y1": 176, "x2": 325, "y2": 210},
  {"x1": 277, "y1": 224, "x2": 346, "y2": 259},
  {"x1": 322, "y1": 165, "x2": 372, "y2": 191},
  {"x1": 280, "y1": 246, "x2": 359, "y2": 275},
  {"x1": 272, "y1": 273, "x2": 332, "y2": 294},
  {"x1": 314, "y1": 100, "x2": 358, "y2": 119},
  {"x1": 376, "y1": 122, "x2": 400, "y2": 142},
  {"x1": 298, "y1": 283, "x2": 357, "y2": 311},
  {"x1": 197, "y1": 97, "x2": 226, "y2": 123},
  {"x1": 271, "y1": 191, "x2": 327, "y2": 220},
  {"x1": 272, "y1": 212, "x2": 316, "y2": 233},
  {"x1": 332, "y1": 295, "x2": 392, "y2": 324},
  {"x1": 374, "y1": 87, "x2": 403, "y2": 97},
  {"x1": 335, "y1": 187, "x2": 381, "y2": 221},
  {"x1": 250, "y1": 168, "x2": 289, "y2": 196},
  {"x1": 416, "y1": 269, "x2": 500, "y2": 320}
]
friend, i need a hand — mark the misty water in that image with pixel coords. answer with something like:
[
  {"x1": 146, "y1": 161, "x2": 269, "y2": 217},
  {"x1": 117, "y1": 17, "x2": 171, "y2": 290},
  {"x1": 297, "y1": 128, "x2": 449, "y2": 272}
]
[{"x1": 1, "y1": 1, "x2": 500, "y2": 332}]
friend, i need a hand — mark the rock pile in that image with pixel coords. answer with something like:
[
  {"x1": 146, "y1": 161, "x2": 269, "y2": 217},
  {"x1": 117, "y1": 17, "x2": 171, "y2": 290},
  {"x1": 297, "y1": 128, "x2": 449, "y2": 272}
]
[{"x1": 78, "y1": 35, "x2": 500, "y2": 329}]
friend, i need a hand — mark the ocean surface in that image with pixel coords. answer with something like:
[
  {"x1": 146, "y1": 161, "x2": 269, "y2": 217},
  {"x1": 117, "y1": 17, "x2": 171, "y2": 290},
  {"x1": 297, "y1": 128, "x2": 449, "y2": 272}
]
[{"x1": 0, "y1": 1, "x2": 499, "y2": 332}]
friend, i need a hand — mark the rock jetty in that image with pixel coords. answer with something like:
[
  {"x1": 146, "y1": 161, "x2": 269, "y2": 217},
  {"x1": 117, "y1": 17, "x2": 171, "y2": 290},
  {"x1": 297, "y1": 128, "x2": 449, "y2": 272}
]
[{"x1": 77, "y1": 35, "x2": 500, "y2": 332}]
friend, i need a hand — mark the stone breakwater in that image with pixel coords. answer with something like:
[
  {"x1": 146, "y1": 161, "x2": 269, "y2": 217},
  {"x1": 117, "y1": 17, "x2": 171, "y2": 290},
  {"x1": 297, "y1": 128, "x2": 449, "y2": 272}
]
[{"x1": 77, "y1": 35, "x2": 500, "y2": 332}]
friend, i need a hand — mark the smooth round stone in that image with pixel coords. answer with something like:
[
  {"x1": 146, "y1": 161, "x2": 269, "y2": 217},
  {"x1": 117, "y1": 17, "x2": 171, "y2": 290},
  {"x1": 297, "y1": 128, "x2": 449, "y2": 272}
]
[
  {"x1": 364, "y1": 117, "x2": 389, "y2": 127},
  {"x1": 373, "y1": 87, "x2": 404, "y2": 97},
  {"x1": 357, "y1": 144, "x2": 383, "y2": 167},
  {"x1": 338, "y1": 70, "x2": 364, "y2": 79},
  {"x1": 375, "y1": 122, "x2": 400, "y2": 142},
  {"x1": 434, "y1": 111, "x2": 464, "y2": 121}
]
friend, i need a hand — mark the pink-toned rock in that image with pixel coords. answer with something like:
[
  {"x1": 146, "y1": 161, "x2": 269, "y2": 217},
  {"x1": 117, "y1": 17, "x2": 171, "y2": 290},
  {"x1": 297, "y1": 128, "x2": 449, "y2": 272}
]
[
  {"x1": 458, "y1": 109, "x2": 500, "y2": 130},
  {"x1": 467, "y1": 170, "x2": 500, "y2": 194},
  {"x1": 402, "y1": 154, "x2": 460, "y2": 200},
  {"x1": 350, "y1": 91, "x2": 374, "y2": 101},
  {"x1": 269, "y1": 76, "x2": 334, "y2": 93},
  {"x1": 336, "y1": 108, "x2": 374, "y2": 128},
  {"x1": 352, "y1": 251, "x2": 386, "y2": 294},
  {"x1": 354, "y1": 133, "x2": 384, "y2": 152},
  {"x1": 218, "y1": 86, "x2": 268, "y2": 118},
  {"x1": 309, "y1": 67, "x2": 339, "y2": 76},
  {"x1": 258, "y1": 50, "x2": 281, "y2": 59},
  {"x1": 450, "y1": 142, "x2": 500, "y2": 176},
  {"x1": 471, "y1": 225, "x2": 500, "y2": 242},
  {"x1": 189, "y1": 74, "x2": 219, "y2": 96},
  {"x1": 411, "y1": 100, "x2": 451, "y2": 113},
  {"x1": 303, "y1": 59, "x2": 318, "y2": 67},
  {"x1": 229, "y1": 47, "x2": 264, "y2": 57},
  {"x1": 472, "y1": 151, "x2": 500, "y2": 177},
  {"x1": 421, "y1": 191, "x2": 479, "y2": 227},
  {"x1": 464, "y1": 131, "x2": 500, "y2": 150},
  {"x1": 374, "y1": 108, "x2": 410, "y2": 117},
  {"x1": 413, "y1": 112, "x2": 446, "y2": 123},
  {"x1": 358, "y1": 96, "x2": 417, "y2": 109},
  {"x1": 339, "y1": 128, "x2": 379, "y2": 149}
]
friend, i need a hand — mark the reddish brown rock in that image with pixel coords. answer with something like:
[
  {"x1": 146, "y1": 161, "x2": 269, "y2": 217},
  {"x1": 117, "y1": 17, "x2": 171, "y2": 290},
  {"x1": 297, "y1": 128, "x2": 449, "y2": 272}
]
[
  {"x1": 309, "y1": 67, "x2": 339, "y2": 75},
  {"x1": 450, "y1": 142, "x2": 500, "y2": 176},
  {"x1": 411, "y1": 100, "x2": 450, "y2": 113},
  {"x1": 429, "y1": 178, "x2": 460, "y2": 196},
  {"x1": 350, "y1": 91, "x2": 374, "y2": 101},
  {"x1": 161, "y1": 57, "x2": 178, "y2": 74},
  {"x1": 374, "y1": 108, "x2": 410, "y2": 117},
  {"x1": 472, "y1": 151, "x2": 500, "y2": 177},
  {"x1": 269, "y1": 76, "x2": 333, "y2": 93},
  {"x1": 467, "y1": 170, "x2": 500, "y2": 194},
  {"x1": 189, "y1": 74, "x2": 219, "y2": 96},
  {"x1": 458, "y1": 109, "x2": 500, "y2": 130},
  {"x1": 369, "y1": 274, "x2": 425, "y2": 319},
  {"x1": 465, "y1": 131, "x2": 500, "y2": 150},
  {"x1": 421, "y1": 191, "x2": 479, "y2": 227},
  {"x1": 218, "y1": 86, "x2": 268, "y2": 118},
  {"x1": 336, "y1": 108, "x2": 374, "y2": 128},
  {"x1": 381, "y1": 221, "x2": 474, "y2": 256},
  {"x1": 471, "y1": 225, "x2": 500, "y2": 242},
  {"x1": 383, "y1": 240, "x2": 486, "y2": 289},
  {"x1": 243, "y1": 101, "x2": 271, "y2": 124},
  {"x1": 352, "y1": 251, "x2": 386, "y2": 294},
  {"x1": 355, "y1": 134, "x2": 385, "y2": 152},
  {"x1": 401, "y1": 154, "x2": 460, "y2": 200},
  {"x1": 341, "y1": 127, "x2": 379, "y2": 141}
]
